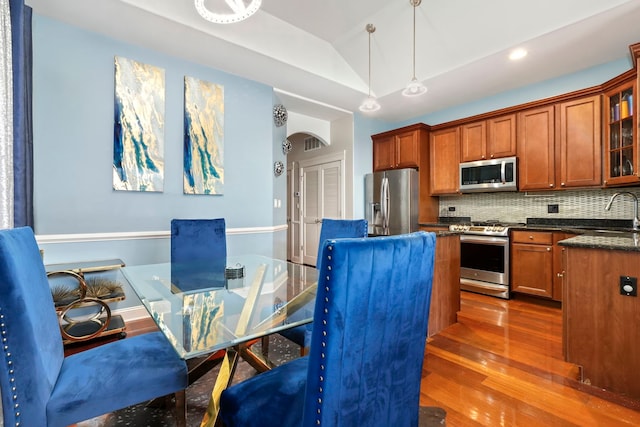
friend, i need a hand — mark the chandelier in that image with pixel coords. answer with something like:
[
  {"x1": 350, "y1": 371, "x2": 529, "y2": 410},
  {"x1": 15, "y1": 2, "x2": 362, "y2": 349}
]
[
  {"x1": 194, "y1": 0, "x2": 262, "y2": 24},
  {"x1": 359, "y1": 24, "x2": 381, "y2": 113},
  {"x1": 402, "y1": 0, "x2": 427, "y2": 97}
]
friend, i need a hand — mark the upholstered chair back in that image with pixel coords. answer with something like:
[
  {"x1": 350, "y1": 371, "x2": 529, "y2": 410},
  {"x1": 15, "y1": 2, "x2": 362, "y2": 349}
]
[
  {"x1": 315, "y1": 218, "x2": 368, "y2": 268},
  {"x1": 0, "y1": 227, "x2": 67, "y2": 426},
  {"x1": 170, "y1": 218, "x2": 227, "y2": 291},
  {"x1": 304, "y1": 231, "x2": 436, "y2": 426}
]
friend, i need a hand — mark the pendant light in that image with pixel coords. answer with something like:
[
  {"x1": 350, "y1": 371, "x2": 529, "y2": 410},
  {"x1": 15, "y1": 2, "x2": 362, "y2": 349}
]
[
  {"x1": 402, "y1": 0, "x2": 427, "y2": 97},
  {"x1": 359, "y1": 24, "x2": 381, "y2": 113},
  {"x1": 194, "y1": 0, "x2": 262, "y2": 24}
]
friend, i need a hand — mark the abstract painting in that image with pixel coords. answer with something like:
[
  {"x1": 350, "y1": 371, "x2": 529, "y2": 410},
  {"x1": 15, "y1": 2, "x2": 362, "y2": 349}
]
[
  {"x1": 183, "y1": 76, "x2": 224, "y2": 195},
  {"x1": 113, "y1": 56, "x2": 165, "y2": 192}
]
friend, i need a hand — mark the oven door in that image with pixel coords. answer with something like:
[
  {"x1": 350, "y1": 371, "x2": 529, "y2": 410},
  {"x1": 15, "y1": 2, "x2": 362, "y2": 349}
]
[{"x1": 459, "y1": 234, "x2": 510, "y2": 298}]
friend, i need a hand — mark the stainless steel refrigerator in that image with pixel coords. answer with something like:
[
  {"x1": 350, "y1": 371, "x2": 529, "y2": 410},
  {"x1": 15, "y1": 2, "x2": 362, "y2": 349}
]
[{"x1": 364, "y1": 168, "x2": 419, "y2": 236}]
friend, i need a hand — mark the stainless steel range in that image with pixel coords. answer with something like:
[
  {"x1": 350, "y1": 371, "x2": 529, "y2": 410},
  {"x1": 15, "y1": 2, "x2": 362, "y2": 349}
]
[{"x1": 449, "y1": 221, "x2": 519, "y2": 299}]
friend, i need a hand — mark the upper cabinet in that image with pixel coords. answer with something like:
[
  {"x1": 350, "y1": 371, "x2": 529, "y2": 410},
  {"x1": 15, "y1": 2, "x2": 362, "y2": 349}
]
[
  {"x1": 557, "y1": 95, "x2": 602, "y2": 189},
  {"x1": 430, "y1": 127, "x2": 460, "y2": 195},
  {"x1": 372, "y1": 124, "x2": 427, "y2": 171},
  {"x1": 518, "y1": 95, "x2": 601, "y2": 191},
  {"x1": 460, "y1": 114, "x2": 516, "y2": 162},
  {"x1": 517, "y1": 105, "x2": 556, "y2": 191},
  {"x1": 603, "y1": 72, "x2": 638, "y2": 186}
]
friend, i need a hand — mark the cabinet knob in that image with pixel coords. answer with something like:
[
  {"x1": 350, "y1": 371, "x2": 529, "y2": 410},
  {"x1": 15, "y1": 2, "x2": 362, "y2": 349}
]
[
  {"x1": 561, "y1": 182, "x2": 566, "y2": 187},
  {"x1": 549, "y1": 183, "x2": 554, "y2": 188},
  {"x1": 547, "y1": 247, "x2": 551, "y2": 252},
  {"x1": 528, "y1": 235, "x2": 533, "y2": 240},
  {"x1": 490, "y1": 154, "x2": 494, "y2": 158},
  {"x1": 482, "y1": 155, "x2": 486, "y2": 160},
  {"x1": 557, "y1": 272, "x2": 564, "y2": 278}
]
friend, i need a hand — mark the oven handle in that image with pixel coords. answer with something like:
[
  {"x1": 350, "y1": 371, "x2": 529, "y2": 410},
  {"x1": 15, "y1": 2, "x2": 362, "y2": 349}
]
[{"x1": 460, "y1": 235, "x2": 508, "y2": 246}]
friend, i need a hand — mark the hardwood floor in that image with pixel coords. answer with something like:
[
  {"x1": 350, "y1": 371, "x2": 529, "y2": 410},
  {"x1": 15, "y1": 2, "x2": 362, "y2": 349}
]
[
  {"x1": 421, "y1": 291, "x2": 640, "y2": 426},
  {"x1": 66, "y1": 291, "x2": 640, "y2": 426}
]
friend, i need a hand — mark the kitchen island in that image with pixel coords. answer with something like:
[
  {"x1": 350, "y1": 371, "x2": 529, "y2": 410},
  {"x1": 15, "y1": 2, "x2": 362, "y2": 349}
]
[
  {"x1": 420, "y1": 229, "x2": 461, "y2": 337},
  {"x1": 559, "y1": 233, "x2": 640, "y2": 400}
]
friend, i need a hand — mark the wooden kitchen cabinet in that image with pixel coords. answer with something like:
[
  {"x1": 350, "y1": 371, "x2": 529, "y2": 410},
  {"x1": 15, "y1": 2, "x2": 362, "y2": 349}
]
[
  {"x1": 517, "y1": 105, "x2": 556, "y2": 191},
  {"x1": 552, "y1": 232, "x2": 576, "y2": 301},
  {"x1": 460, "y1": 114, "x2": 516, "y2": 162},
  {"x1": 511, "y1": 230, "x2": 573, "y2": 301},
  {"x1": 603, "y1": 73, "x2": 639, "y2": 187},
  {"x1": 518, "y1": 95, "x2": 601, "y2": 191},
  {"x1": 557, "y1": 95, "x2": 602, "y2": 188},
  {"x1": 564, "y1": 245, "x2": 640, "y2": 399},
  {"x1": 511, "y1": 231, "x2": 554, "y2": 298},
  {"x1": 371, "y1": 124, "x2": 426, "y2": 171},
  {"x1": 430, "y1": 126, "x2": 460, "y2": 195}
]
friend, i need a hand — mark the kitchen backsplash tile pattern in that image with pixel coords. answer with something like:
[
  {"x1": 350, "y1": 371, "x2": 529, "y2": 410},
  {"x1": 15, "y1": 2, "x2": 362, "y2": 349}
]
[{"x1": 439, "y1": 188, "x2": 640, "y2": 223}]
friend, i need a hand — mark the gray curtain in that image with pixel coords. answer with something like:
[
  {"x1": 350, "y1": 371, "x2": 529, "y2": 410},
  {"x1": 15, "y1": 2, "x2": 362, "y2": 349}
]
[{"x1": 9, "y1": 0, "x2": 32, "y2": 228}]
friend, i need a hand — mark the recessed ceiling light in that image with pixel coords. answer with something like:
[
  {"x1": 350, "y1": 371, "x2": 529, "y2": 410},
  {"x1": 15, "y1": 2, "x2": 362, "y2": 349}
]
[{"x1": 509, "y1": 48, "x2": 528, "y2": 61}]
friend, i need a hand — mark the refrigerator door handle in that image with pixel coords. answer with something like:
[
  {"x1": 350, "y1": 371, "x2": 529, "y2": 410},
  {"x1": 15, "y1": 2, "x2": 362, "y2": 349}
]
[{"x1": 381, "y1": 176, "x2": 390, "y2": 228}]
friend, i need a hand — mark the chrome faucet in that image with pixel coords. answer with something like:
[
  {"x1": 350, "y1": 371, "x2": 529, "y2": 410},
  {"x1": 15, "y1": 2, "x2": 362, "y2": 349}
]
[{"x1": 605, "y1": 192, "x2": 640, "y2": 231}]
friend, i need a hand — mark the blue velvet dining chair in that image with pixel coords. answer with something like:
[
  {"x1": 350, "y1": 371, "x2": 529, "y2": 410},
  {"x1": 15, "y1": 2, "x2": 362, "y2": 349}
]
[
  {"x1": 273, "y1": 218, "x2": 368, "y2": 356},
  {"x1": 221, "y1": 231, "x2": 436, "y2": 427},
  {"x1": 0, "y1": 226, "x2": 188, "y2": 427},
  {"x1": 170, "y1": 218, "x2": 227, "y2": 292}
]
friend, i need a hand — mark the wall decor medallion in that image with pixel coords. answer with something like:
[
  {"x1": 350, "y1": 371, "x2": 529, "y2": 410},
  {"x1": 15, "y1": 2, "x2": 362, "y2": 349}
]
[
  {"x1": 282, "y1": 138, "x2": 292, "y2": 154},
  {"x1": 274, "y1": 161, "x2": 284, "y2": 177},
  {"x1": 273, "y1": 104, "x2": 288, "y2": 127}
]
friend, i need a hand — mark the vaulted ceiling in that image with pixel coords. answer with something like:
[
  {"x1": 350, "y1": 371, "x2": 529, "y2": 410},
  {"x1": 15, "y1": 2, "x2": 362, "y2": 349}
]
[{"x1": 27, "y1": 0, "x2": 640, "y2": 122}]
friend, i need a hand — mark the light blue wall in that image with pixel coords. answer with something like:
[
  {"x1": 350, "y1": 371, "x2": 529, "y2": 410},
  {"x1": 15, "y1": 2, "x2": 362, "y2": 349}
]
[
  {"x1": 32, "y1": 15, "x2": 284, "y2": 309},
  {"x1": 352, "y1": 114, "x2": 392, "y2": 219},
  {"x1": 32, "y1": 15, "x2": 276, "y2": 236}
]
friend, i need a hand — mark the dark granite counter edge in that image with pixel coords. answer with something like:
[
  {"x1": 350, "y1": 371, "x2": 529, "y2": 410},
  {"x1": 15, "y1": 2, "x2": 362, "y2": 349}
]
[{"x1": 558, "y1": 234, "x2": 640, "y2": 252}]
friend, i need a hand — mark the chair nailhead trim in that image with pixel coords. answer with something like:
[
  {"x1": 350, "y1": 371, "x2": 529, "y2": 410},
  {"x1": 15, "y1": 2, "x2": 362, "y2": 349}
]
[
  {"x1": 315, "y1": 243, "x2": 334, "y2": 426},
  {"x1": 0, "y1": 311, "x2": 21, "y2": 426}
]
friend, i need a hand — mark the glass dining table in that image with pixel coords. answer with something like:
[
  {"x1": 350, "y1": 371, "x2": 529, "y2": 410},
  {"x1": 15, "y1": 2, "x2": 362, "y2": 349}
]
[{"x1": 121, "y1": 254, "x2": 318, "y2": 427}]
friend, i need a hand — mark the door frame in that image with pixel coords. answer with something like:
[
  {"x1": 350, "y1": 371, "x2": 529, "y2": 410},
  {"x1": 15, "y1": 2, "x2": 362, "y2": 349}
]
[{"x1": 289, "y1": 151, "x2": 346, "y2": 265}]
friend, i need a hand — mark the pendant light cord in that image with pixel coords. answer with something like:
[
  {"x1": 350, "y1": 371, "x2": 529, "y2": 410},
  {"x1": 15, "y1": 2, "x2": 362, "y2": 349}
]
[
  {"x1": 411, "y1": 2, "x2": 416, "y2": 79},
  {"x1": 367, "y1": 24, "x2": 375, "y2": 97}
]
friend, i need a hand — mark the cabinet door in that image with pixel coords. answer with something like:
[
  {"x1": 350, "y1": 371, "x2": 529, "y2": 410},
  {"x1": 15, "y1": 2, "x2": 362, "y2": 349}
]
[
  {"x1": 511, "y1": 242, "x2": 553, "y2": 298},
  {"x1": 558, "y1": 95, "x2": 602, "y2": 188},
  {"x1": 487, "y1": 114, "x2": 516, "y2": 159},
  {"x1": 604, "y1": 82, "x2": 639, "y2": 186},
  {"x1": 430, "y1": 127, "x2": 460, "y2": 195},
  {"x1": 373, "y1": 135, "x2": 396, "y2": 171},
  {"x1": 517, "y1": 105, "x2": 556, "y2": 190},
  {"x1": 552, "y1": 232, "x2": 575, "y2": 302},
  {"x1": 460, "y1": 121, "x2": 486, "y2": 162},
  {"x1": 395, "y1": 130, "x2": 420, "y2": 169}
]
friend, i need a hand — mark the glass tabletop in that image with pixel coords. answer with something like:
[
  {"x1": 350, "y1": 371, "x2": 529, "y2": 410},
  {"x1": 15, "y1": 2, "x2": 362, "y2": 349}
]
[{"x1": 121, "y1": 255, "x2": 318, "y2": 359}]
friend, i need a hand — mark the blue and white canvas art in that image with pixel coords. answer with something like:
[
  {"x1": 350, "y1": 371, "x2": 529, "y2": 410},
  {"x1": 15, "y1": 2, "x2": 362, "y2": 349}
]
[
  {"x1": 113, "y1": 56, "x2": 165, "y2": 192},
  {"x1": 183, "y1": 76, "x2": 224, "y2": 195}
]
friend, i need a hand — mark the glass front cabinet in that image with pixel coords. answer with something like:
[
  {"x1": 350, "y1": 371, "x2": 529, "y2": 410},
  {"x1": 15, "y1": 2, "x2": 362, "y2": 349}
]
[{"x1": 604, "y1": 74, "x2": 639, "y2": 186}]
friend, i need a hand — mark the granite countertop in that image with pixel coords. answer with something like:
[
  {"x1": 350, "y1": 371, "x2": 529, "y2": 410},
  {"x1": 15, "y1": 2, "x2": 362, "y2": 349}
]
[
  {"x1": 558, "y1": 233, "x2": 640, "y2": 252},
  {"x1": 419, "y1": 217, "x2": 640, "y2": 251}
]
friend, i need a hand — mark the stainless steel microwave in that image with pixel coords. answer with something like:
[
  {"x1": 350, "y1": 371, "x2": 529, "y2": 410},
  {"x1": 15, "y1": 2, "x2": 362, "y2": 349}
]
[{"x1": 459, "y1": 156, "x2": 517, "y2": 193}]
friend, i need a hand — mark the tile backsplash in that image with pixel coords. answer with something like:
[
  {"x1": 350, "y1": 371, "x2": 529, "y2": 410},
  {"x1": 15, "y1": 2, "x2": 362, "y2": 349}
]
[{"x1": 439, "y1": 188, "x2": 640, "y2": 223}]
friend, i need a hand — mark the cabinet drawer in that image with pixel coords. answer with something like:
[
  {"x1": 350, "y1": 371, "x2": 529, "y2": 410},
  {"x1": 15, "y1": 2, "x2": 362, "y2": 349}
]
[{"x1": 511, "y1": 230, "x2": 553, "y2": 245}]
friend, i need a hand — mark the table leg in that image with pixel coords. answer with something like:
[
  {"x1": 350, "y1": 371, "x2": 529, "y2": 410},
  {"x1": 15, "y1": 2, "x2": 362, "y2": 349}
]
[
  {"x1": 200, "y1": 264, "x2": 268, "y2": 427},
  {"x1": 200, "y1": 348, "x2": 239, "y2": 427}
]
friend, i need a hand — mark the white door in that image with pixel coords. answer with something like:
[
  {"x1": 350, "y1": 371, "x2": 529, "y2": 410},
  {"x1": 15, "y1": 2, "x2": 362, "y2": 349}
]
[
  {"x1": 288, "y1": 164, "x2": 303, "y2": 264},
  {"x1": 301, "y1": 160, "x2": 342, "y2": 266}
]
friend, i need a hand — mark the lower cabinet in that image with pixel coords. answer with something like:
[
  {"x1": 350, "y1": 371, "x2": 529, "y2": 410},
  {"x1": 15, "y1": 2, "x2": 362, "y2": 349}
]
[{"x1": 511, "y1": 231, "x2": 575, "y2": 301}]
